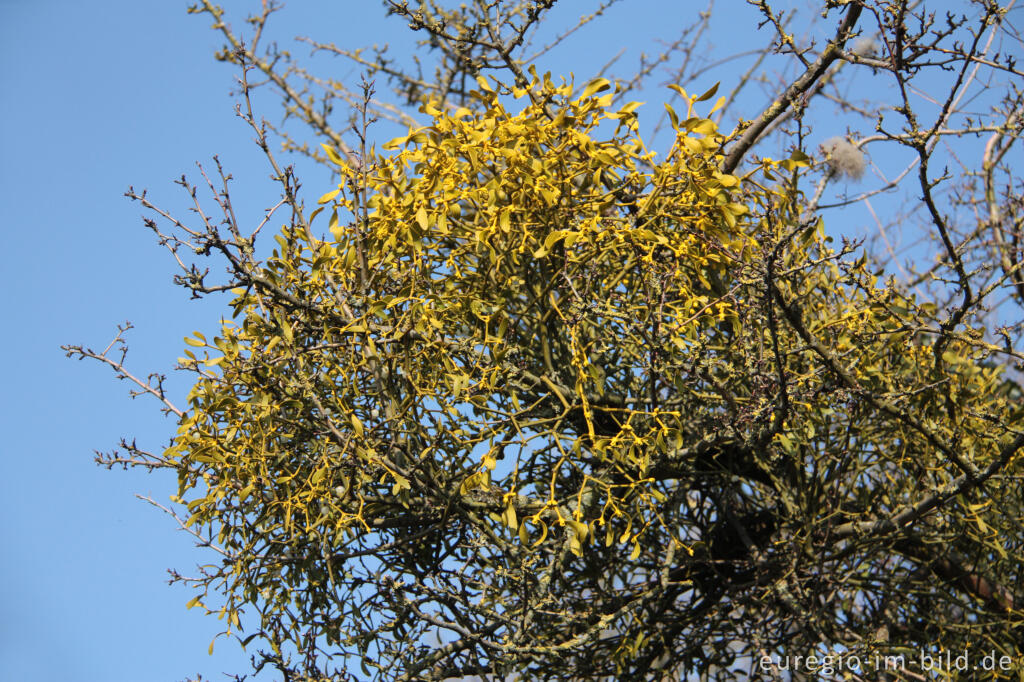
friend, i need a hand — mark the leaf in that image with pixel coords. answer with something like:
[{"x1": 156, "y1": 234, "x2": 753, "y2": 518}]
[
  {"x1": 475, "y1": 75, "x2": 494, "y2": 93},
  {"x1": 667, "y1": 84, "x2": 687, "y2": 98},
  {"x1": 781, "y1": 149, "x2": 812, "y2": 171},
  {"x1": 778, "y1": 433, "x2": 793, "y2": 452},
  {"x1": 694, "y1": 82, "x2": 720, "y2": 102},
  {"x1": 664, "y1": 102, "x2": 680, "y2": 130},
  {"x1": 687, "y1": 118, "x2": 717, "y2": 136},
  {"x1": 391, "y1": 473, "x2": 410, "y2": 494},
  {"x1": 459, "y1": 471, "x2": 490, "y2": 496},
  {"x1": 721, "y1": 206, "x2": 737, "y2": 228},
  {"x1": 531, "y1": 519, "x2": 549, "y2": 548},
  {"x1": 321, "y1": 143, "x2": 346, "y2": 166},
  {"x1": 567, "y1": 519, "x2": 589, "y2": 544},
  {"x1": 618, "y1": 101, "x2": 644, "y2": 115},
  {"x1": 569, "y1": 533, "x2": 582, "y2": 556},
  {"x1": 581, "y1": 77, "x2": 612, "y2": 98},
  {"x1": 318, "y1": 188, "x2": 341, "y2": 204},
  {"x1": 503, "y1": 503, "x2": 518, "y2": 529},
  {"x1": 543, "y1": 230, "x2": 568, "y2": 250},
  {"x1": 421, "y1": 100, "x2": 442, "y2": 117}
]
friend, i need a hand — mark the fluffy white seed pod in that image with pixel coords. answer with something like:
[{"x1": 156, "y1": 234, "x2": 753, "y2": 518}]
[
  {"x1": 851, "y1": 37, "x2": 878, "y2": 58},
  {"x1": 821, "y1": 137, "x2": 867, "y2": 181}
]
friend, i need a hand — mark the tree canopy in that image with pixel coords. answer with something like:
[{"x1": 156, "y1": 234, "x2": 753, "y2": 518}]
[{"x1": 66, "y1": 1, "x2": 1024, "y2": 680}]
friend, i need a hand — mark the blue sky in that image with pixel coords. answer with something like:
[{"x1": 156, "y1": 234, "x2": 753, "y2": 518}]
[
  {"x1": 0, "y1": 1, "x2": 971, "y2": 680},
  {"x1": 0, "y1": 3, "x2": 370, "y2": 679}
]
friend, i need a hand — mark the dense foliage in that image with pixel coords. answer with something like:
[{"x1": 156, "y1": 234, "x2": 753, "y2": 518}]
[{"x1": 67, "y1": 1, "x2": 1024, "y2": 679}]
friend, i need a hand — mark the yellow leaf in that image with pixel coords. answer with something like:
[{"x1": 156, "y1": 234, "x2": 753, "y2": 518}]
[
  {"x1": 581, "y1": 77, "x2": 612, "y2": 99},
  {"x1": 503, "y1": 503, "x2": 518, "y2": 529},
  {"x1": 459, "y1": 470, "x2": 490, "y2": 496},
  {"x1": 391, "y1": 473, "x2": 410, "y2": 494},
  {"x1": 667, "y1": 84, "x2": 687, "y2": 99},
  {"x1": 567, "y1": 519, "x2": 589, "y2": 544},
  {"x1": 569, "y1": 534, "x2": 582, "y2": 556},
  {"x1": 531, "y1": 519, "x2": 548, "y2": 548},
  {"x1": 543, "y1": 230, "x2": 567, "y2": 250},
  {"x1": 619, "y1": 101, "x2": 644, "y2": 115},
  {"x1": 475, "y1": 75, "x2": 494, "y2": 93},
  {"x1": 694, "y1": 82, "x2": 720, "y2": 102},
  {"x1": 318, "y1": 188, "x2": 340, "y2": 204},
  {"x1": 321, "y1": 143, "x2": 346, "y2": 166},
  {"x1": 664, "y1": 102, "x2": 680, "y2": 130},
  {"x1": 687, "y1": 118, "x2": 717, "y2": 135}
]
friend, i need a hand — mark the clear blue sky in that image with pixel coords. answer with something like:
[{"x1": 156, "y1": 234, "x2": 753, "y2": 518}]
[
  {"x1": 0, "y1": 3, "x2": 386, "y2": 679},
  {"x1": 1, "y1": 1, "x2": 968, "y2": 680}
]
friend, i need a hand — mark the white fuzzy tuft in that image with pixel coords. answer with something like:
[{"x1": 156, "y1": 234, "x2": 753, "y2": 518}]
[
  {"x1": 851, "y1": 37, "x2": 879, "y2": 58},
  {"x1": 821, "y1": 137, "x2": 867, "y2": 181}
]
